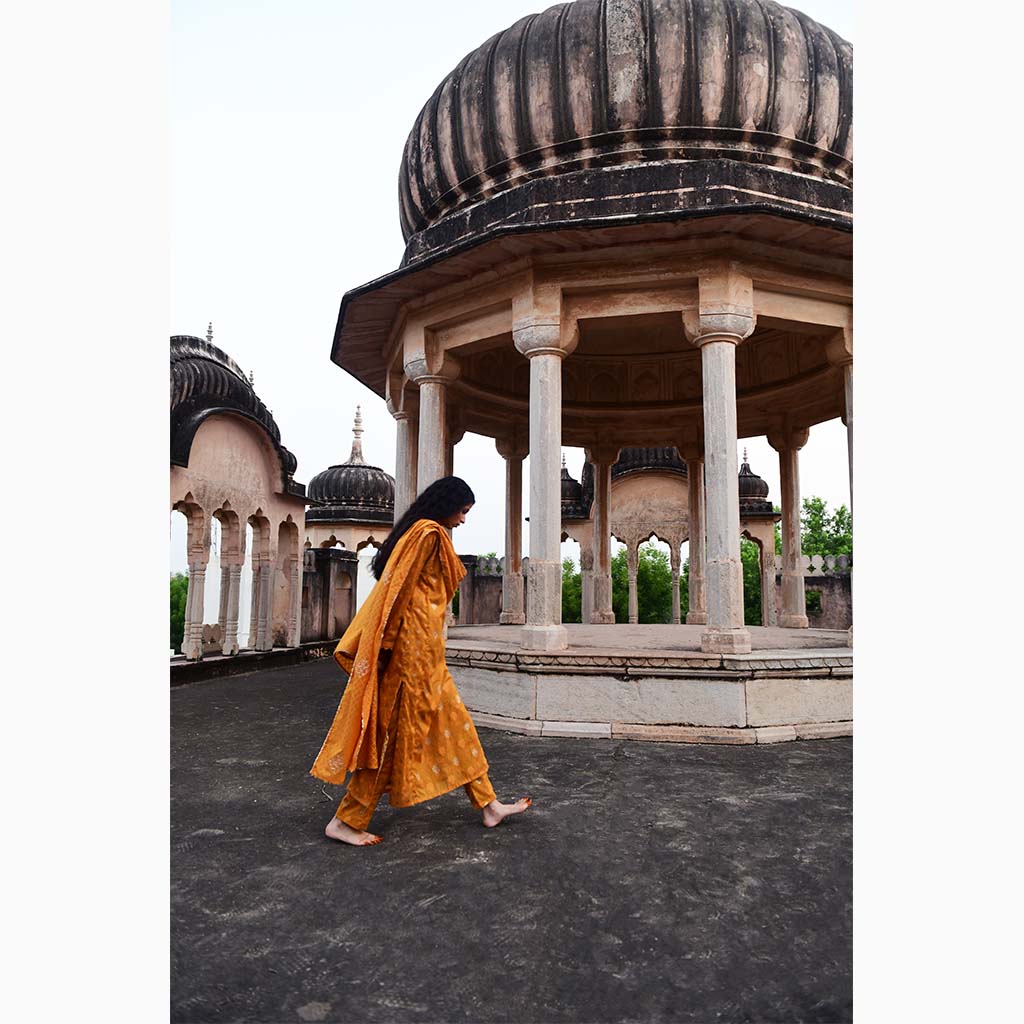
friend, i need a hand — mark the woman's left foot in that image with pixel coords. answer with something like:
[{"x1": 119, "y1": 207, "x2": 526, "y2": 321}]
[{"x1": 482, "y1": 797, "x2": 533, "y2": 828}]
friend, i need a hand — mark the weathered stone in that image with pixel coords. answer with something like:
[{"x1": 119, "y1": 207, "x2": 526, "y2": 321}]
[
  {"x1": 536, "y1": 674, "x2": 746, "y2": 727},
  {"x1": 469, "y1": 711, "x2": 543, "y2": 736},
  {"x1": 795, "y1": 721, "x2": 853, "y2": 740},
  {"x1": 453, "y1": 665, "x2": 536, "y2": 720},
  {"x1": 746, "y1": 678, "x2": 853, "y2": 727},
  {"x1": 754, "y1": 726, "x2": 798, "y2": 744},
  {"x1": 540, "y1": 720, "x2": 612, "y2": 739},
  {"x1": 612, "y1": 723, "x2": 756, "y2": 745}
]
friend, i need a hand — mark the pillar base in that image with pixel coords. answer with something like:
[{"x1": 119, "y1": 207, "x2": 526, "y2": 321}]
[
  {"x1": 520, "y1": 624, "x2": 568, "y2": 652},
  {"x1": 778, "y1": 614, "x2": 809, "y2": 629},
  {"x1": 590, "y1": 611, "x2": 615, "y2": 624},
  {"x1": 182, "y1": 641, "x2": 203, "y2": 662},
  {"x1": 499, "y1": 612, "x2": 526, "y2": 625},
  {"x1": 685, "y1": 610, "x2": 708, "y2": 625},
  {"x1": 700, "y1": 627, "x2": 752, "y2": 654},
  {"x1": 221, "y1": 642, "x2": 240, "y2": 657}
]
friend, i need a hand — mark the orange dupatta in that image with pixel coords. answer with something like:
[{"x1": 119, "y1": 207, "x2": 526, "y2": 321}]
[{"x1": 309, "y1": 518, "x2": 466, "y2": 784}]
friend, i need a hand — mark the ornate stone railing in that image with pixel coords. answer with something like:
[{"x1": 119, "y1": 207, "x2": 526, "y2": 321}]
[{"x1": 799, "y1": 554, "x2": 852, "y2": 575}]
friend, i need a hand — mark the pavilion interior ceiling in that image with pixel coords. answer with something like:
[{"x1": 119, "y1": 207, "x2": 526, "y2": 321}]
[{"x1": 450, "y1": 313, "x2": 842, "y2": 446}]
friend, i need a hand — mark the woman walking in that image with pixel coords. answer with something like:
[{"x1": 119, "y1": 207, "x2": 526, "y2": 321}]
[{"x1": 311, "y1": 476, "x2": 532, "y2": 847}]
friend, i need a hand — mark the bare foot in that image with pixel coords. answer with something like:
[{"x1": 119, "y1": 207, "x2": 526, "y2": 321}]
[
  {"x1": 324, "y1": 817, "x2": 383, "y2": 846},
  {"x1": 482, "y1": 796, "x2": 533, "y2": 828}
]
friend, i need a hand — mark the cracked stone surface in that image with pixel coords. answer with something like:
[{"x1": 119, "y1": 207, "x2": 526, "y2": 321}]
[{"x1": 172, "y1": 658, "x2": 851, "y2": 1023}]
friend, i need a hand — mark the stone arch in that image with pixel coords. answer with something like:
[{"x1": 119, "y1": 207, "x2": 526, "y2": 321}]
[
  {"x1": 247, "y1": 510, "x2": 273, "y2": 651},
  {"x1": 212, "y1": 502, "x2": 244, "y2": 656},
  {"x1": 354, "y1": 535, "x2": 383, "y2": 614},
  {"x1": 172, "y1": 493, "x2": 209, "y2": 660}
]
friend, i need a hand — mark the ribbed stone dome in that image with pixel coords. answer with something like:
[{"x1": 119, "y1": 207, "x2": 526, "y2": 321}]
[
  {"x1": 399, "y1": 0, "x2": 852, "y2": 263},
  {"x1": 561, "y1": 459, "x2": 590, "y2": 519},
  {"x1": 306, "y1": 408, "x2": 396, "y2": 526}
]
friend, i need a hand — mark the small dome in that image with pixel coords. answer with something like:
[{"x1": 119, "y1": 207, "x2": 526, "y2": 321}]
[
  {"x1": 307, "y1": 407, "x2": 396, "y2": 526},
  {"x1": 738, "y1": 450, "x2": 773, "y2": 516},
  {"x1": 561, "y1": 457, "x2": 589, "y2": 519}
]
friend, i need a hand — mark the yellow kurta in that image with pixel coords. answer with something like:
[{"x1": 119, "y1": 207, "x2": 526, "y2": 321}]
[{"x1": 310, "y1": 518, "x2": 490, "y2": 807}]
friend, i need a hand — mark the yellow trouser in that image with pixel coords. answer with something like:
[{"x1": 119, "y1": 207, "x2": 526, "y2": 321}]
[
  {"x1": 334, "y1": 692, "x2": 495, "y2": 830},
  {"x1": 335, "y1": 769, "x2": 496, "y2": 830}
]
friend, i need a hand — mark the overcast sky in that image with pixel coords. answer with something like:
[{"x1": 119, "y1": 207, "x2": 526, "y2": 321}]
[{"x1": 170, "y1": 0, "x2": 855, "y2": 571}]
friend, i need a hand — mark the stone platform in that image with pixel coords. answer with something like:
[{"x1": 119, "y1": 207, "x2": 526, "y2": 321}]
[{"x1": 447, "y1": 624, "x2": 852, "y2": 745}]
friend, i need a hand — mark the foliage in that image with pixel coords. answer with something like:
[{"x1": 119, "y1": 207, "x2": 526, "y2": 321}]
[
  {"x1": 561, "y1": 557, "x2": 582, "y2": 623},
  {"x1": 774, "y1": 496, "x2": 852, "y2": 557},
  {"x1": 170, "y1": 572, "x2": 189, "y2": 653},
  {"x1": 740, "y1": 539, "x2": 762, "y2": 626},
  {"x1": 800, "y1": 497, "x2": 852, "y2": 556},
  {"x1": 611, "y1": 545, "x2": 674, "y2": 623}
]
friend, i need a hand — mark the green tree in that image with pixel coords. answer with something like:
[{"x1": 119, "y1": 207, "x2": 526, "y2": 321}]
[
  {"x1": 561, "y1": 557, "x2": 582, "y2": 623},
  {"x1": 800, "y1": 496, "x2": 852, "y2": 556},
  {"x1": 774, "y1": 496, "x2": 852, "y2": 556},
  {"x1": 611, "y1": 544, "x2": 674, "y2": 623},
  {"x1": 170, "y1": 572, "x2": 189, "y2": 653},
  {"x1": 741, "y1": 538, "x2": 762, "y2": 625}
]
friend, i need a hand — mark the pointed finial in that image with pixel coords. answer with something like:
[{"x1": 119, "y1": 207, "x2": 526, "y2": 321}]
[
  {"x1": 743, "y1": 447, "x2": 748, "y2": 464},
  {"x1": 206, "y1": 322, "x2": 213, "y2": 343},
  {"x1": 348, "y1": 405, "x2": 366, "y2": 465},
  {"x1": 248, "y1": 369, "x2": 254, "y2": 386},
  {"x1": 562, "y1": 452, "x2": 566, "y2": 468}
]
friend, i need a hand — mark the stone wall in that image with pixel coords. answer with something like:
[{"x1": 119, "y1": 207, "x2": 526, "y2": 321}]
[
  {"x1": 301, "y1": 547, "x2": 358, "y2": 643},
  {"x1": 776, "y1": 574, "x2": 852, "y2": 631}
]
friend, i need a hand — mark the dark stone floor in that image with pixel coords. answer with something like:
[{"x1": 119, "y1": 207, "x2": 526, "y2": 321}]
[{"x1": 172, "y1": 658, "x2": 852, "y2": 1024}]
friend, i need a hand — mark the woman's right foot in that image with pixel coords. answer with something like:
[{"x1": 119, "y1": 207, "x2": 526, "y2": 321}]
[
  {"x1": 325, "y1": 817, "x2": 382, "y2": 846},
  {"x1": 482, "y1": 796, "x2": 533, "y2": 828}
]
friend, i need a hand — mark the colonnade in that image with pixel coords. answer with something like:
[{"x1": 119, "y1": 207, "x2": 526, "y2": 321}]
[
  {"x1": 172, "y1": 498, "x2": 303, "y2": 661},
  {"x1": 389, "y1": 273, "x2": 853, "y2": 655}
]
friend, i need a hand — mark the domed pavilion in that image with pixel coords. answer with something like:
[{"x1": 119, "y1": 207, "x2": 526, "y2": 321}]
[
  {"x1": 328, "y1": 0, "x2": 852, "y2": 742},
  {"x1": 171, "y1": 330, "x2": 308, "y2": 660},
  {"x1": 561, "y1": 447, "x2": 781, "y2": 626},
  {"x1": 304, "y1": 406, "x2": 396, "y2": 555}
]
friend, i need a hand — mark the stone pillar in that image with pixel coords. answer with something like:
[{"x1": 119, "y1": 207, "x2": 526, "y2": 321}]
[
  {"x1": 458, "y1": 555, "x2": 477, "y2": 625},
  {"x1": 584, "y1": 447, "x2": 619, "y2": 624},
  {"x1": 181, "y1": 512, "x2": 209, "y2": 661},
  {"x1": 217, "y1": 565, "x2": 231, "y2": 639},
  {"x1": 415, "y1": 377, "x2": 448, "y2": 490},
  {"x1": 684, "y1": 277, "x2": 755, "y2": 654},
  {"x1": 247, "y1": 559, "x2": 261, "y2": 650},
  {"x1": 182, "y1": 557, "x2": 208, "y2": 660},
  {"x1": 496, "y1": 437, "x2": 528, "y2": 624},
  {"x1": 222, "y1": 564, "x2": 242, "y2": 655},
  {"x1": 289, "y1": 551, "x2": 302, "y2": 646},
  {"x1": 843, "y1": 363, "x2": 853, "y2": 517},
  {"x1": 580, "y1": 545, "x2": 594, "y2": 625},
  {"x1": 669, "y1": 544, "x2": 681, "y2": 625},
  {"x1": 682, "y1": 453, "x2": 707, "y2": 625},
  {"x1": 256, "y1": 560, "x2": 274, "y2": 650},
  {"x1": 770, "y1": 428, "x2": 811, "y2": 628},
  {"x1": 826, "y1": 329, "x2": 854, "y2": 519},
  {"x1": 393, "y1": 408, "x2": 419, "y2": 520},
  {"x1": 759, "y1": 545, "x2": 777, "y2": 627},
  {"x1": 626, "y1": 543, "x2": 639, "y2": 624},
  {"x1": 514, "y1": 320, "x2": 575, "y2": 651}
]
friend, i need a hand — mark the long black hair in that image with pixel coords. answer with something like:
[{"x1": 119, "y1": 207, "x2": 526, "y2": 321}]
[{"x1": 371, "y1": 475, "x2": 475, "y2": 579}]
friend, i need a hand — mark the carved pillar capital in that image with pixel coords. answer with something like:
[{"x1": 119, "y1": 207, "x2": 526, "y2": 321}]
[{"x1": 584, "y1": 445, "x2": 621, "y2": 467}]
